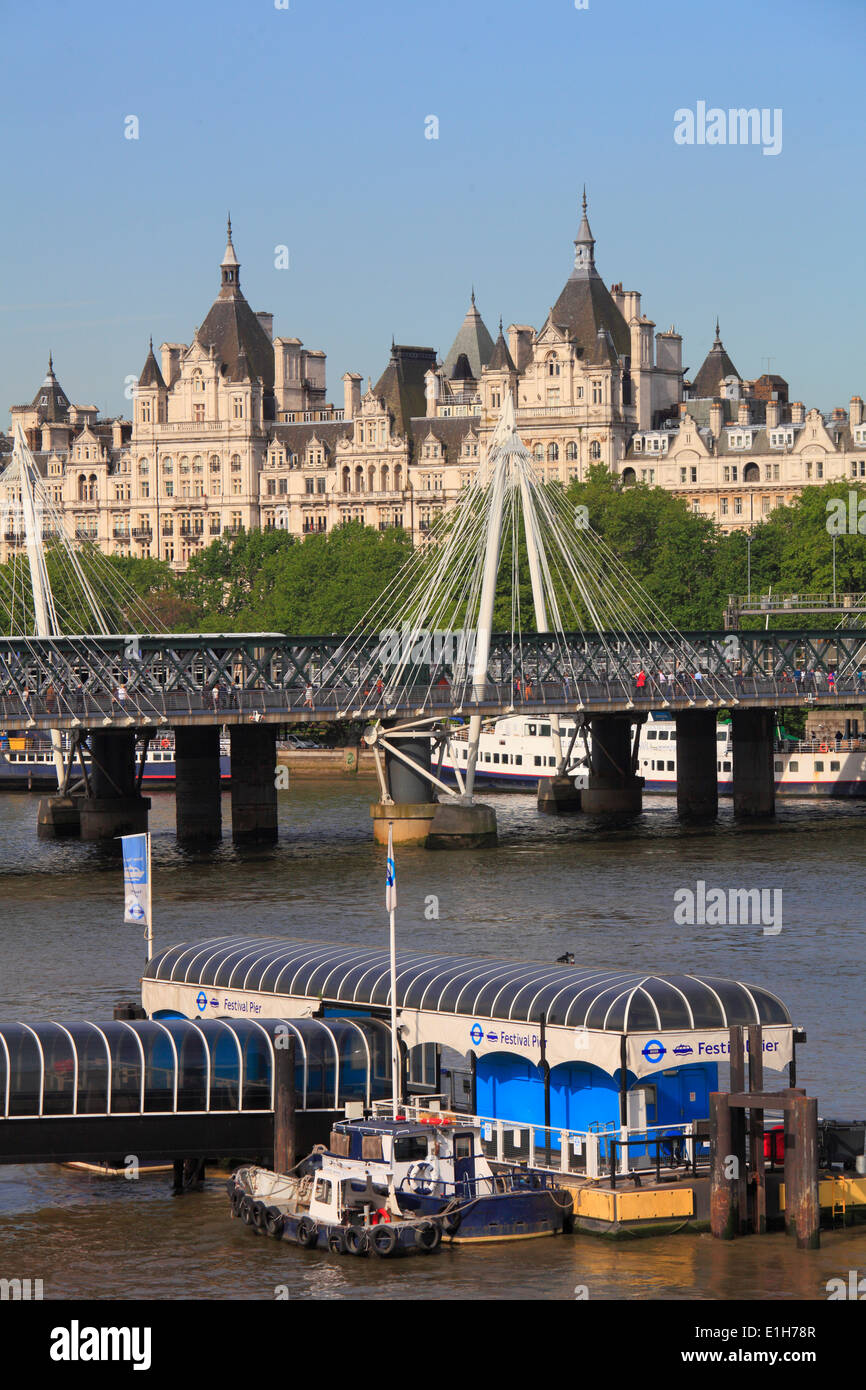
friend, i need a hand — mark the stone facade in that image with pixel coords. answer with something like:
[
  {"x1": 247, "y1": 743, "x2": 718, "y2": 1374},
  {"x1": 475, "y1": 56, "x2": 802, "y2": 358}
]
[{"x1": 2, "y1": 205, "x2": 863, "y2": 570}]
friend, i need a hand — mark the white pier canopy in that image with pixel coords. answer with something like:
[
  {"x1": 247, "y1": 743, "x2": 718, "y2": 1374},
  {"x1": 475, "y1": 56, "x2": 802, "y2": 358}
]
[{"x1": 141, "y1": 935, "x2": 795, "y2": 1080}]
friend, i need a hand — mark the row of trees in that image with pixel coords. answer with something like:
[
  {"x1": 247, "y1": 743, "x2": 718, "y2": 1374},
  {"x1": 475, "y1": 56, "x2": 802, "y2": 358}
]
[{"x1": 3, "y1": 473, "x2": 865, "y2": 636}]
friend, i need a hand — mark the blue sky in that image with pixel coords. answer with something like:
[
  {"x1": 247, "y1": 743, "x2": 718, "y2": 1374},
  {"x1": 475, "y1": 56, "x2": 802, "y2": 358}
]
[{"x1": 0, "y1": 0, "x2": 863, "y2": 420}]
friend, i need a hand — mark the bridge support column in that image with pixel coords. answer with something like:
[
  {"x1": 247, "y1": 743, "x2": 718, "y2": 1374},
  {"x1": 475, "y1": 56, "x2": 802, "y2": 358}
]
[
  {"x1": 371, "y1": 732, "x2": 437, "y2": 845},
  {"x1": 580, "y1": 715, "x2": 642, "y2": 815},
  {"x1": 537, "y1": 775, "x2": 581, "y2": 813},
  {"x1": 230, "y1": 725, "x2": 278, "y2": 843},
  {"x1": 175, "y1": 727, "x2": 222, "y2": 842},
  {"x1": 675, "y1": 709, "x2": 718, "y2": 821},
  {"x1": 79, "y1": 731, "x2": 150, "y2": 841},
  {"x1": 731, "y1": 708, "x2": 775, "y2": 818}
]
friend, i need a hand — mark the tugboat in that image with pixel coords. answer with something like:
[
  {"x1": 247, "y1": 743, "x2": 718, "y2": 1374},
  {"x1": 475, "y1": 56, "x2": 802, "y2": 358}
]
[
  {"x1": 227, "y1": 1113, "x2": 573, "y2": 1255},
  {"x1": 228, "y1": 1153, "x2": 445, "y2": 1257}
]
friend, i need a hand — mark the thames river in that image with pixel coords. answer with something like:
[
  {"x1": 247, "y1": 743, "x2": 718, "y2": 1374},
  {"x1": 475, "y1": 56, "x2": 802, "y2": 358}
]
[{"x1": 0, "y1": 781, "x2": 864, "y2": 1300}]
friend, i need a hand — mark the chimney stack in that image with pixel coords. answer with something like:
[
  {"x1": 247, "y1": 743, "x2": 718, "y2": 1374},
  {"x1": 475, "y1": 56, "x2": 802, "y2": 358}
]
[
  {"x1": 709, "y1": 400, "x2": 724, "y2": 439},
  {"x1": 850, "y1": 396, "x2": 863, "y2": 427},
  {"x1": 791, "y1": 401, "x2": 805, "y2": 424},
  {"x1": 766, "y1": 400, "x2": 780, "y2": 429},
  {"x1": 342, "y1": 372, "x2": 362, "y2": 420}
]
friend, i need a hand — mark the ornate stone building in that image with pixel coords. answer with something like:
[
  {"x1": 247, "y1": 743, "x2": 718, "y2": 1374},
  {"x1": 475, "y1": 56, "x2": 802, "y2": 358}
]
[{"x1": 2, "y1": 203, "x2": 864, "y2": 569}]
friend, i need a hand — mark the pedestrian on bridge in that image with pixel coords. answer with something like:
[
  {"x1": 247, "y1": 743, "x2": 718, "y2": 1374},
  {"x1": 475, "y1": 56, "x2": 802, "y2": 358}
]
[
  {"x1": 636, "y1": 669, "x2": 647, "y2": 694},
  {"x1": 211, "y1": 684, "x2": 221, "y2": 713},
  {"x1": 304, "y1": 683, "x2": 315, "y2": 710}
]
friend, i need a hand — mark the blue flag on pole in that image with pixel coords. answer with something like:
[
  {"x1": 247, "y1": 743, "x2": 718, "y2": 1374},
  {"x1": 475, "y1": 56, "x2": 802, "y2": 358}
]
[
  {"x1": 122, "y1": 833, "x2": 150, "y2": 927},
  {"x1": 385, "y1": 823, "x2": 396, "y2": 912}
]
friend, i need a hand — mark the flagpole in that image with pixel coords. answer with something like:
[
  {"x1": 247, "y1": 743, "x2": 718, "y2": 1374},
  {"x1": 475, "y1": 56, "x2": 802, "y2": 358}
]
[
  {"x1": 386, "y1": 820, "x2": 399, "y2": 1117},
  {"x1": 145, "y1": 832, "x2": 153, "y2": 963}
]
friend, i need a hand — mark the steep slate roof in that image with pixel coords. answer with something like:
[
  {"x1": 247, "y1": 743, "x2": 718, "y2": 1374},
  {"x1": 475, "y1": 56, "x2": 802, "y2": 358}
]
[
  {"x1": 373, "y1": 344, "x2": 437, "y2": 436},
  {"x1": 443, "y1": 293, "x2": 495, "y2": 378},
  {"x1": 550, "y1": 196, "x2": 631, "y2": 357},
  {"x1": 450, "y1": 352, "x2": 475, "y2": 382},
  {"x1": 409, "y1": 415, "x2": 476, "y2": 461},
  {"x1": 487, "y1": 322, "x2": 516, "y2": 373},
  {"x1": 138, "y1": 339, "x2": 166, "y2": 390},
  {"x1": 690, "y1": 322, "x2": 741, "y2": 399},
  {"x1": 271, "y1": 420, "x2": 353, "y2": 452},
  {"x1": 197, "y1": 223, "x2": 275, "y2": 400},
  {"x1": 29, "y1": 355, "x2": 70, "y2": 422}
]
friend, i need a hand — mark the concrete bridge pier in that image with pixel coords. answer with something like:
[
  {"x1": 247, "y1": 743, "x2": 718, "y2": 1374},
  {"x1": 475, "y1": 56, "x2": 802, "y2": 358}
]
[
  {"x1": 580, "y1": 715, "x2": 643, "y2": 815},
  {"x1": 79, "y1": 731, "x2": 151, "y2": 841},
  {"x1": 371, "y1": 732, "x2": 437, "y2": 846},
  {"x1": 175, "y1": 727, "x2": 223, "y2": 842},
  {"x1": 229, "y1": 725, "x2": 278, "y2": 843},
  {"x1": 675, "y1": 710, "x2": 719, "y2": 821},
  {"x1": 731, "y1": 708, "x2": 775, "y2": 818}
]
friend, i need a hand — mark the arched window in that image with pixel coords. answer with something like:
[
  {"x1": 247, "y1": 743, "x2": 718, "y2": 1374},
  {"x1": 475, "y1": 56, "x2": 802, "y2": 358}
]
[
  {"x1": 209, "y1": 455, "x2": 220, "y2": 472},
  {"x1": 743, "y1": 462, "x2": 760, "y2": 482},
  {"x1": 381, "y1": 464, "x2": 390, "y2": 491},
  {"x1": 180, "y1": 456, "x2": 190, "y2": 474},
  {"x1": 230, "y1": 455, "x2": 242, "y2": 472},
  {"x1": 621, "y1": 467, "x2": 636, "y2": 485},
  {"x1": 546, "y1": 353, "x2": 560, "y2": 377},
  {"x1": 192, "y1": 456, "x2": 203, "y2": 473},
  {"x1": 342, "y1": 465, "x2": 351, "y2": 492},
  {"x1": 547, "y1": 443, "x2": 559, "y2": 462},
  {"x1": 162, "y1": 457, "x2": 173, "y2": 474},
  {"x1": 533, "y1": 444, "x2": 544, "y2": 462},
  {"x1": 368, "y1": 464, "x2": 376, "y2": 492},
  {"x1": 192, "y1": 371, "x2": 204, "y2": 392},
  {"x1": 355, "y1": 465, "x2": 364, "y2": 494},
  {"x1": 394, "y1": 464, "x2": 403, "y2": 490},
  {"x1": 566, "y1": 442, "x2": 578, "y2": 461},
  {"x1": 77, "y1": 474, "x2": 88, "y2": 501},
  {"x1": 589, "y1": 441, "x2": 602, "y2": 461}
]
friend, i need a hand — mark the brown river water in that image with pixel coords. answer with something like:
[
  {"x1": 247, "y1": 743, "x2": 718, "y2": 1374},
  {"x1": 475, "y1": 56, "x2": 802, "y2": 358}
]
[{"x1": 0, "y1": 780, "x2": 863, "y2": 1300}]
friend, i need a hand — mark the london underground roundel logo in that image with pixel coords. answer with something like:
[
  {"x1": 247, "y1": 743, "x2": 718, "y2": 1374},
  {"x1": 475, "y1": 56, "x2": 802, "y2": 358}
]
[
  {"x1": 470, "y1": 1023, "x2": 483, "y2": 1046},
  {"x1": 641, "y1": 1038, "x2": 666, "y2": 1064},
  {"x1": 196, "y1": 991, "x2": 208, "y2": 1012}
]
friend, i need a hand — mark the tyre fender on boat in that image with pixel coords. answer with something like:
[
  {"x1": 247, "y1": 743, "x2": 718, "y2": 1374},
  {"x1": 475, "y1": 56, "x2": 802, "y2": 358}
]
[
  {"x1": 252, "y1": 1200, "x2": 268, "y2": 1231},
  {"x1": 265, "y1": 1206, "x2": 284, "y2": 1239},
  {"x1": 240, "y1": 1195, "x2": 256, "y2": 1226},
  {"x1": 371, "y1": 1222, "x2": 399, "y2": 1257},
  {"x1": 345, "y1": 1225, "x2": 367, "y2": 1256},
  {"x1": 327, "y1": 1229, "x2": 347, "y2": 1255},
  {"x1": 415, "y1": 1220, "x2": 442, "y2": 1252},
  {"x1": 440, "y1": 1207, "x2": 461, "y2": 1236},
  {"x1": 296, "y1": 1216, "x2": 318, "y2": 1248}
]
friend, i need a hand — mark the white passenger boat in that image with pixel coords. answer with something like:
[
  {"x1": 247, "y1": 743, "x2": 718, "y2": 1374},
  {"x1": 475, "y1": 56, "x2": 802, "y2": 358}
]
[
  {"x1": 0, "y1": 734, "x2": 231, "y2": 791},
  {"x1": 440, "y1": 715, "x2": 866, "y2": 798}
]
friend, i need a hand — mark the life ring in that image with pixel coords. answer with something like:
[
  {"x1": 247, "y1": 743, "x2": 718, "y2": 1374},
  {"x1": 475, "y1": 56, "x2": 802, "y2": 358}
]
[
  {"x1": 345, "y1": 1225, "x2": 367, "y2": 1256},
  {"x1": 327, "y1": 1229, "x2": 347, "y2": 1255},
  {"x1": 345, "y1": 750, "x2": 356, "y2": 767},
  {"x1": 406, "y1": 1161, "x2": 435, "y2": 1194},
  {"x1": 414, "y1": 1221, "x2": 442, "y2": 1253},
  {"x1": 371, "y1": 1207, "x2": 392, "y2": 1226},
  {"x1": 819, "y1": 742, "x2": 829, "y2": 752},
  {"x1": 161, "y1": 737, "x2": 170, "y2": 749},
  {"x1": 264, "y1": 1206, "x2": 284, "y2": 1239},
  {"x1": 370, "y1": 1222, "x2": 399, "y2": 1257},
  {"x1": 296, "y1": 1216, "x2": 317, "y2": 1249}
]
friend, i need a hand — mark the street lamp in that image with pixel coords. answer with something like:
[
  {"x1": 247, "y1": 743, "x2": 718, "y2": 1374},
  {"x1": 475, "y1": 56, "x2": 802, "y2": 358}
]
[{"x1": 832, "y1": 534, "x2": 837, "y2": 605}]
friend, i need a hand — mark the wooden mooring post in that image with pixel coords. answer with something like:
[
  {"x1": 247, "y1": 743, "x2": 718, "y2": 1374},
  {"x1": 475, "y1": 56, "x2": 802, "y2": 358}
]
[
  {"x1": 709, "y1": 1024, "x2": 820, "y2": 1248},
  {"x1": 273, "y1": 1036, "x2": 297, "y2": 1175}
]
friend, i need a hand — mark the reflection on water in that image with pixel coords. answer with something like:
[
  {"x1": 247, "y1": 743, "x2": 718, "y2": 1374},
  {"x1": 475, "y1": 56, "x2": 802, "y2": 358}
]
[{"x1": 0, "y1": 782, "x2": 864, "y2": 1298}]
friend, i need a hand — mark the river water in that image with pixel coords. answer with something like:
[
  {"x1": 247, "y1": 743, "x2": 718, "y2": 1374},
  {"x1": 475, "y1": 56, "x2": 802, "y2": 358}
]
[{"x1": 0, "y1": 780, "x2": 863, "y2": 1300}]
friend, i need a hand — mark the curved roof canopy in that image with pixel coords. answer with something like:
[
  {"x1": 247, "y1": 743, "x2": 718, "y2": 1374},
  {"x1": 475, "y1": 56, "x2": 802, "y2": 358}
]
[{"x1": 144, "y1": 936, "x2": 791, "y2": 1033}]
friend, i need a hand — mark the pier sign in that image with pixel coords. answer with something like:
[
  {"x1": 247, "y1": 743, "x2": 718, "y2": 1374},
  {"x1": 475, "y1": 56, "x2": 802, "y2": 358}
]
[{"x1": 627, "y1": 1027, "x2": 793, "y2": 1078}]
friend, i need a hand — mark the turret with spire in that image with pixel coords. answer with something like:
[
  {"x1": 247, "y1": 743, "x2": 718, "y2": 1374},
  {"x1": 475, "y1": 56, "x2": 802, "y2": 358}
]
[
  {"x1": 220, "y1": 213, "x2": 240, "y2": 295},
  {"x1": 572, "y1": 185, "x2": 596, "y2": 276}
]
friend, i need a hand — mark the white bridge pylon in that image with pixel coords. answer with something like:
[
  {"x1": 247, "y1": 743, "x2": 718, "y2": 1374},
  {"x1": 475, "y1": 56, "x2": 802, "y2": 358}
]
[{"x1": 343, "y1": 392, "x2": 733, "y2": 806}]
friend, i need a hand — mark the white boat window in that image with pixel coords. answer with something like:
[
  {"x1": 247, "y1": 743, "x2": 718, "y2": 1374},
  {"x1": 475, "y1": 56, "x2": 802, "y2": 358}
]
[
  {"x1": 774, "y1": 762, "x2": 783, "y2": 772},
  {"x1": 540, "y1": 724, "x2": 550, "y2": 737},
  {"x1": 658, "y1": 731, "x2": 668, "y2": 740},
  {"x1": 717, "y1": 732, "x2": 727, "y2": 741},
  {"x1": 722, "y1": 761, "x2": 731, "y2": 771},
  {"x1": 647, "y1": 730, "x2": 656, "y2": 740},
  {"x1": 527, "y1": 724, "x2": 536, "y2": 736},
  {"x1": 393, "y1": 1134, "x2": 428, "y2": 1162},
  {"x1": 831, "y1": 761, "x2": 840, "y2": 771},
  {"x1": 493, "y1": 753, "x2": 500, "y2": 764},
  {"x1": 314, "y1": 1177, "x2": 332, "y2": 1203},
  {"x1": 667, "y1": 761, "x2": 674, "y2": 771},
  {"x1": 515, "y1": 755, "x2": 522, "y2": 766},
  {"x1": 789, "y1": 760, "x2": 798, "y2": 771},
  {"x1": 815, "y1": 761, "x2": 824, "y2": 772},
  {"x1": 534, "y1": 756, "x2": 542, "y2": 766}
]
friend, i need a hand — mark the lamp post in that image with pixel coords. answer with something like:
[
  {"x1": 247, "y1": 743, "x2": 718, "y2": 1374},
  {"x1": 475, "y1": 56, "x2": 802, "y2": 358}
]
[
  {"x1": 832, "y1": 534, "x2": 837, "y2": 606},
  {"x1": 747, "y1": 533, "x2": 753, "y2": 604}
]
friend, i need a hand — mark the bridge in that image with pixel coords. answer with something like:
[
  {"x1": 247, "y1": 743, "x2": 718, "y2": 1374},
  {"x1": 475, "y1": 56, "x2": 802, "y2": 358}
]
[{"x1": 4, "y1": 402, "x2": 866, "y2": 845}]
